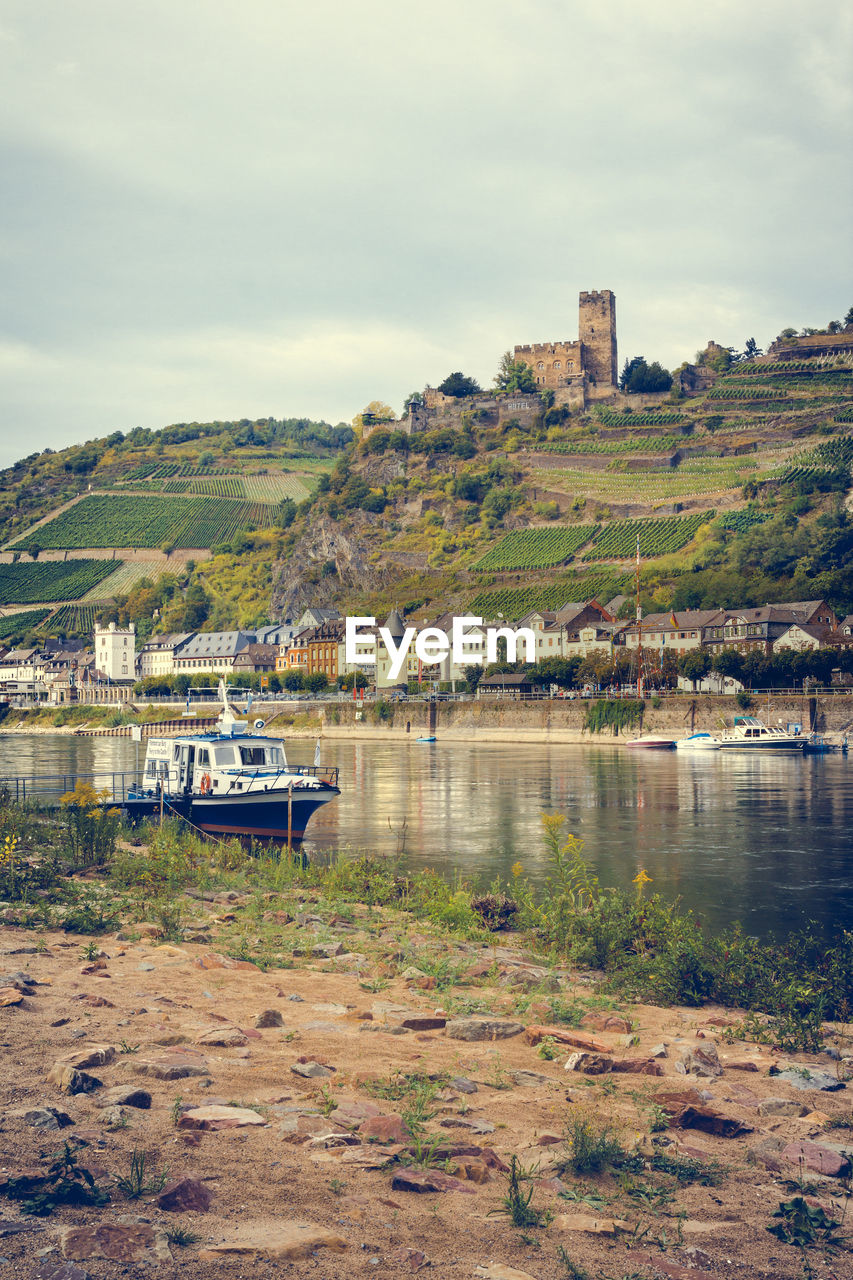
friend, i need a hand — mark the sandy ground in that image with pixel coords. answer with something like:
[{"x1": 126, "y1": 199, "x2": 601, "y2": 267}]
[{"x1": 0, "y1": 907, "x2": 851, "y2": 1280}]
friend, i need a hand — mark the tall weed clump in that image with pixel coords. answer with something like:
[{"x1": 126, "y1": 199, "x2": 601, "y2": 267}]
[
  {"x1": 531, "y1": 814, "x2": 853, "y2": 1041},
  {"x1": 60, "y1": 782, "x2": 122, "y2": 868}
]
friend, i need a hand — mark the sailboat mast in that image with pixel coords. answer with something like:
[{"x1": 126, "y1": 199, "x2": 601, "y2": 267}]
[{"x1": 636, "y1": 533, "x2": 643, "y2": 698}]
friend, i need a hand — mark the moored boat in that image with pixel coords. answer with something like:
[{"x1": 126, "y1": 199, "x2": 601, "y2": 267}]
[
  {"x1": 675, "y1": 732, "x2": 720, "y2": 751},
  {"x1": 625, "y1": 735, "x2": 676, "y2": 749},
  {"x1": 716, "y1": 715, "x2": 805, "y2": 752},
  {"x1": 124, "y1": 684, "x2": 339, "y2": 845}
]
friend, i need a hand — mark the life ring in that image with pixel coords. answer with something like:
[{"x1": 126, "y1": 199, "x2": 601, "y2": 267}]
[{"x1": 200, "y1": 773, "x2": 212, "y2": 795}]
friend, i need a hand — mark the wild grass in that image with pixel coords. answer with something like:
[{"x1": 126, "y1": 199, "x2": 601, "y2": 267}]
[{"x1": 3, "y1": 795, "x2": 852, "y2": 1050}]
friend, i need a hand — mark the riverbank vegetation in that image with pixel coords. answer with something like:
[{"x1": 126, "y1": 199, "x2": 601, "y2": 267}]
[{"x1": 0, "y1": 797, "x2": 849, "y2": 1055}]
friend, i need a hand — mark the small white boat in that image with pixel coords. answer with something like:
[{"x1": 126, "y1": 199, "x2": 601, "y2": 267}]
[
  {"x1": 675, "y1": 732, "x2": 720, "y2": 751},
  {"x1": 625, "y1": 735, "x2": 676, "y2": 750}
]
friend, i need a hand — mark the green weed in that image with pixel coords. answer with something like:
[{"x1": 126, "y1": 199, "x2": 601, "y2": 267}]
[
  {"x1": 114, "y1": 1149, "x2": 168, "y2": 1199},
  {"x1": 767, "y1": 1196, "x2": 843, "y2": 1248},
  {"x1": 166, "y1": 1226, "x2": 201, "y2": 1248},
  {"x1": 558, "y1": 1113, "x2": 626, "y2": 1177},
  {"x1": 0, "y1": 1142, "x2": 110, "y2": 1216},
  {"x1": 495, "y1": 1155, "x2": 550, "y2": 1229}
]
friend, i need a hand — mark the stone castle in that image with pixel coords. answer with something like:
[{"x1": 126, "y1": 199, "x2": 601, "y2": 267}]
[
  {"x1": 383, "y1": 289, "x2": 620, "y2": 437},
  {"x1": 511, "y1": 289, "x2": 618, "y2": 393},
  {"x1": 359, "y1": 289, "x2": 620, "y2": 439}
]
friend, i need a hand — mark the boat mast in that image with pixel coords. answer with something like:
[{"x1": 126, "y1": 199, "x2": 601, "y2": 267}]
[{"x1": 636, "y1": 532, "x2": 643, "y2": 698}]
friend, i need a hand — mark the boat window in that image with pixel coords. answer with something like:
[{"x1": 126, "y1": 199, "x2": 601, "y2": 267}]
[
  {"x1": 240, "y1": 746, "x2": 266, "y2": 766},
  {"x1": 197, "y1": 748, "x2": 210, "y2": 767},
  {"x1": 213, "y1": 745, "x2": 238, "y2": 767},
  {"x1": 173, "y1": 745, "x2": 181, "y2": 762},
  {"x1": 265, "y1": 747, "x2": 284, "y2": 767}
]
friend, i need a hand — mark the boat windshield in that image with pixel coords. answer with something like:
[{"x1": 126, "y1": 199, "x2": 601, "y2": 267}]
[{"x1": 238, "y1": 744, "x2": 285, "y2": 769}]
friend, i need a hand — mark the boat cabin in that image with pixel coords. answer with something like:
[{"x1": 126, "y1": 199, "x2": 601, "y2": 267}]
[{"x1": 142, "y1": 733, "x2": 292, "y2": 797}]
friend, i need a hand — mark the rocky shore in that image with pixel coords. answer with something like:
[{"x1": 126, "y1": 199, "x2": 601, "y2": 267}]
[{"x1": 1, "y1": 893, "x2": 850, "y2": 1279}]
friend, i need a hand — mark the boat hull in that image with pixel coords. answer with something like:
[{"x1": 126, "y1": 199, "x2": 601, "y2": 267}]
[
  {"x1": 716, "y1": 740, "x2": 804, "y2": 752},
  {"x1": 124, "y1": 785, "x2": 339, "y2": 846}
]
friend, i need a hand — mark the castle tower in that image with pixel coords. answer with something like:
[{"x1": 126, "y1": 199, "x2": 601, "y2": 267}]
[{"x1": 578, "y1": 289, "x2": 617, "y2": 388}]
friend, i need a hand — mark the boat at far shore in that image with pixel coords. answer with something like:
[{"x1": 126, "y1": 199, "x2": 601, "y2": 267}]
[
  {"x1": 625, "y1": 735, "x2": 676, "y2": 750},
  {"x1": 673, "y1": 716, "x2": 806, "y2": 753}
]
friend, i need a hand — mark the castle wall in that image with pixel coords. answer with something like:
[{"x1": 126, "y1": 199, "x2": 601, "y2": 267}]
[{"x1": 512, "y1": 340, "x2": 584, "y2": 391}]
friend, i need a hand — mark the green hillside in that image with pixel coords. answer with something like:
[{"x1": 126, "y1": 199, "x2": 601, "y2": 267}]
[{"x1": 4, "y1": 335, "x2": 853, "y2": 640}]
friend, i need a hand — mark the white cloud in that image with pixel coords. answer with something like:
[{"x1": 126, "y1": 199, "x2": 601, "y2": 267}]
[{"x1": 0, "y1": 1, "x2": 850, "y2": 461}]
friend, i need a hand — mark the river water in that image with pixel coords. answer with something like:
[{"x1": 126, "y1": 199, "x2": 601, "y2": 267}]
[{"x1": 1, "y1": 734, "x2": 851, "y2": 941}]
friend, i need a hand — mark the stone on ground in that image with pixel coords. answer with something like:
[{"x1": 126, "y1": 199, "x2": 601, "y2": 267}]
[
  {"x1": 178, "y1": 1105, "x2": 267, "y2": 1131},
  {"x1": 445, "y1": 1018, "x2": 524, "y2": 1041},
  {"x1": 60, "y1": 1223, "x2": 172, "y2": 1264},
  {"x1": 198, "y1": 1221, "x2": 347, "y2": 1261}
]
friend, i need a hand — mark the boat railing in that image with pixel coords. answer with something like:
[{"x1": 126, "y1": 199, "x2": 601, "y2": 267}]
[
  {"x1": 219, "y1": 764, "x2": 340, "y2": 795},
  {"x1": 0, "y1": 770, "x2": 144, "y2": 807},
  {"x1": 291, "y1": 764, "x2": 339, "y2": 786}
]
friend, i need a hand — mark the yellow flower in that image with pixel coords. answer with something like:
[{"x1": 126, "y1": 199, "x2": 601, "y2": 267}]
[
  {"x1": 510, "y1": 861, "x2": 523, "y2": 879},
  {"x1": 633, "y1": 868, "x2": 652, "y2": 899}
]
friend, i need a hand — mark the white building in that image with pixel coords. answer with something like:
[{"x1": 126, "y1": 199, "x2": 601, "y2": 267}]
[
  {"x1": 137, "y1": 632, "x2": 196, "y2": 679},
  {"x1": 173, "y1": 630, "x2": 256, "y2": 675},
  {"x1": 94, "y1": 622, "x2": 136, "y2": 682}
]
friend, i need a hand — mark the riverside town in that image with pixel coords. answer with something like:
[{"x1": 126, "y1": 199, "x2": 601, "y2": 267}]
[{"x1": 2, "y1": 8, "x2": 853, "y2": 1276}]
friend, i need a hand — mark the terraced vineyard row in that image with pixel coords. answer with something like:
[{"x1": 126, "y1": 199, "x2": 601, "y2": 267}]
[
  {"x1": 0, "y1": 559, "x2": 115, "y2": 605},
  {"x1": 473, "y1": 524, "x2": 599, "y2": 571},
  {"x1": 468, "y1": 572, "x2": 632, "y2": 619},
  {"x1": 0, "y1": 608, "x2": 50, "y2": 640},
  {"x1": 706, "y1": 386, "x2": 781, "y2": 400},
  {"x1": 44, "y1": 604, "x2": 97, "y2": 634},
  {"x1": 163, "y1": 477, "x2": 247, "y2": 498},
  {"x1": 14, "y1": 494, "x2": 284, "y2": 551},
  {"x1": 533, "y1": 462, "x2": 752, "y2": 502},
  {"x1": 583, "y1": 512, "x2": 715, "y2": 560},
  {"x1": 595, "y1": 410, "x2": 685, "y2": 426},
  {"x1": 736, "y1": 360, "x2": 853, "y2": 375},
  {"x1": 82, "y1": 560, "x2": 164, "y2": 600},
  {"x1": 718, "y1": 508, "x2": 770, "y2": 533},
  {"x1": 539, "y1": 435, "x2": 683, "y2": 456}
]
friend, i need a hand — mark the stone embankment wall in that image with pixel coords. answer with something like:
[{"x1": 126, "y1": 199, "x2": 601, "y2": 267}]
[{"x1": 311, "y1": 693, "x2": 853, "y2": 744}]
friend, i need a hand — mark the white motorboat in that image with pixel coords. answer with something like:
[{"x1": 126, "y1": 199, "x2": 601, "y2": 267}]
[
  {"x1": 625, "y1": 735, "x2": 676, "y2": 750},
  {"x1": 675, "y1": 732, "x2": 720, "y2": 751},
  {"x1": 716, "y1": 715, "x2": 805, "y2": 752}
]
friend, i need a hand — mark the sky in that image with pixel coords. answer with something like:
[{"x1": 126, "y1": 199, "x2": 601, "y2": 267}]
[{"x1": 0, "y1": 1, "x2": 851, "y2": 465}]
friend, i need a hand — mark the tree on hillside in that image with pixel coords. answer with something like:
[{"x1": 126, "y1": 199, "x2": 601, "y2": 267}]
[
  {"x1": 742, "y1": 337, "x2": 761, "y2": 360},
  {"x1": 845, "y1": 306, "x2": 853, "y2": 327},
  {"x1": 437, "y1": 371, "x2": 482, "y2": 398},
  {"x1": 352, "y1": 401, "x2": 396, "y2": 434},
  {"x1": 494, "y1": 351, "x2": 537, "y2": 394},
  {"x1": 183, "y1": 582, "x2": 210, "y2": 629},
  {"x1": 619, "y1": 357, "x2": 673, "y2": 394}
]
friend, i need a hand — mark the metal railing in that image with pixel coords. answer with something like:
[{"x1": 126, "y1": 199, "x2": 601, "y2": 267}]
[{"x1": 0, "y1": 770, "x2": 144, "y2": 806}]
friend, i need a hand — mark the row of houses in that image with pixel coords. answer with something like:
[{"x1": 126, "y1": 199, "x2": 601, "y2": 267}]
[{"x1": 3, "y1": 599, "x2": 852, "y2": 704}]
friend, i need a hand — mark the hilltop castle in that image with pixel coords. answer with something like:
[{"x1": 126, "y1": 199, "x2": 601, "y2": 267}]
[
  {"x1": 512, "y1": 289, "x2": 618, "y2": 394},
  {"x1": 360, "y1": 289, "x2": 620, "y2": 439}
]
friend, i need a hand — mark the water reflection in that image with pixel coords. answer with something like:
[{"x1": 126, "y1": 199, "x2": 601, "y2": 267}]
[{"x1": 0, "y1": 735, "x2": 850, "y2": 939}]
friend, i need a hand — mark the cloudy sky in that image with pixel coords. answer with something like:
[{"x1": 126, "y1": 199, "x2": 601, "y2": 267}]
[{"x1": 0, "y1": 1, "x2": 850, "y2": 465}]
